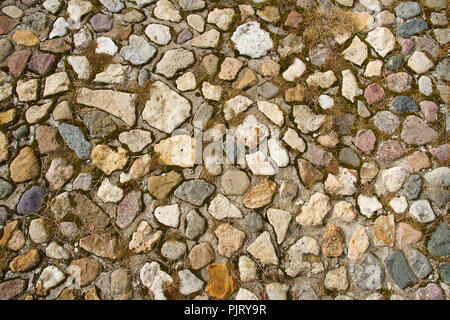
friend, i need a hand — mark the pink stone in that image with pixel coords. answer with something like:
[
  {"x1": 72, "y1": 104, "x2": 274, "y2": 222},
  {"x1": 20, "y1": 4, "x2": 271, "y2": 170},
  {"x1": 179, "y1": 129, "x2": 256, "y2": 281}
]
[
  {"x1": 401, "y1": 39, "x2": 414, "y2": 56},
  {"x1": 416, "y1": 284, "x2": 443, "y2": 300},
  {"x1": 285, "y1": 11, "x2": 303, "y2": 28},
  {"x1": 401, "y1": 115, "x2": 438, "y2": 145},
  {"x1": 116, "y1": 190, "x2": 141, "y2": 229},
  {"x1": 386, "y1": 72, "x2": 412, "y2": 92},
  {"x1": 90, "y1": 13, "x2": 113, "y2": 32},
  {"x1": 429, "y1": 144, "x2": 449, "y2": 160},
  {"x1": 354, "y1": 129, "x2": 376, "y2": 154},
  {"x1": 376, "y1": 140, "x2": 404, "y2": 164},
  {"x1": 419, "y1": 101, "x2": 438, "y2": 122},
  {"x1": 364, "y1": 83, "x2": 386, "y2": 105},
  {"x1": 8, "y1": 50, "x2": 31, "y2": 78},
  {"x1": 407, "y1": 151, "x2": 430, "y2": 172},
  {"x1": 28, "y1": 54, "x2": 55, "y2": 75}
]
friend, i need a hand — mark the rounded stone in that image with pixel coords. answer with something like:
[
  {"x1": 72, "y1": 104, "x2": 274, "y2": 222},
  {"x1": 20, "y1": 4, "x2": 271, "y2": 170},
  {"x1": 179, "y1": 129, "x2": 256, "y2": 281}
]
[
  {"x1": 221, "y1": 170, "x2": 250, "y2": 195},
  {"x1": 17, "y1": 186, "x2": 46, "y2": 214}
]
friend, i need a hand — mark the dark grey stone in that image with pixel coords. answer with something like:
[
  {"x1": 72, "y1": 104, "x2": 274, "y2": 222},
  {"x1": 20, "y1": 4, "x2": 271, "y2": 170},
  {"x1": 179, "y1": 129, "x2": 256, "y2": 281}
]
[
  {"x1": 386, "y1": 55, "x2": 403, "y2": 70},
  {"x1": 177, "y1": 29, "x2": 193, "y2": 44},
  {"x1": 237, "y1": 211, "x2": 264, "y2": 234},
  {"x1": 428, "y1": 222, "x2": 450, "y2": 256},
  {"x1": 80, "y1": 109, "x2": 117, "y2": 138},
  {"x1": 353, "y1": 253, "x2": 385, "y2": 292},
  {"x1": 0, "y1": 178, "x2": 13, "y2": 199},
  {"x1": 185, "y1": 210, "x2": 205, "y2": 240},
  {"x1": 440, "y1": 263, "x2": 450, "y2": 283},
  {"x1": 403, "y1": 174, "x2": 422, "y2": 200},
  {"x1": 392, "y1": 95, "x2": 419, "y2": 113},
  {"x1": 257, "y1": 82, "x2": 278, "y2": 99},
  {"x1": 16, "y1": 186, "x2": 46, "y2": 215},
  {"x1": 12, "y1": 125, "x2": 29, "y2": 139},
  {"x1": 407, "y1": 249, "x2": 432, "y2": 279},
  {"x1": 338, "y1": 147, "x2": 361, "y2": 168},
  {"x1": 58, "y1": 123, "x2": 91, "y2": 159},
  {"x1": 397, "y1": 18, "x2": 428, "y2": 38},
  {"x1": 174, "y1": 179, "x2": 215, "y2": 206},
  {"x1": 395, "y1": 2, "x2": 421, "y2": 19},
  {"x1": 386, "y1": 251, "x2": 416, "y2": 289}
]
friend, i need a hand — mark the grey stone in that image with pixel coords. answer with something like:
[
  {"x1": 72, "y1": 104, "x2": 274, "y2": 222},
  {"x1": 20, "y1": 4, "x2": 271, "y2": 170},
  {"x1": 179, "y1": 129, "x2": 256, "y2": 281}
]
[
  {"x1": 177, "y1": 29, "x2": 193, "y2": 44},
  {"x1": 257, "y1": 82, "x2": 279, "y2": 99},
  {"x1": 424, "y1": 187, "x2": 449, "y2": 207},
  {"x1": 99, "y1": 0, "x2": 124, "y2": 13},
  {"x1": 392, "y1": 96, "x2": 418, "y2": 113},
  {"x1": 440, "y1": 263, "x2": 450, "y2": 283},
  {"x1": 80, "y1": 109, "x2": 117, "y2": 138},
  {"x1": 428, "y1": 222, "x2": 450, "y2": 256},
  {"x1": 424, "y1": 167, "x2": 450, "y2": 187},
  {"x1": 339, "y1": 147, "x2": 361, "y2": 168},
  {"x1": 193, "y1": 103, "x2": 213, "y2": 130},
  {"x1": 185, "y1": 210, "x2": 205, "y2": 240},
  {"x1": 58, "y1": 123, "x2": 91, "y2": 159},
  {"x1": 372, "y1": 111, "x2": 400, "y2": 134},
  {"x1": 397, "y1": 18, "x2": 428, "y2": 38},
  {"x1": 0, "y1": 206, "x2": 7, "y2": 226},
  {"x1": 386, "y1": 251, "x2": 416, "y2": 289},
  {"x1": 333, "y1": 113, "x2": 355, "y2": 135},
  {"x1": 16, "y1": 186, "x2": 46, "y2": 215},
  {"x1": 138, "y1": 68, "x2": 150, "y2": 86},
  {"x1": 353, "y1": 253, "x2": 385, "y2": 292},
  {"x1": 407, "y1": 249, "x2": 432, "y2": 279},
  {"x1": 174, "y1": 180, "x2": 215, "y2": 206},
  {"x1": 395, "y1": 2, "x2": 421, "y2": 19},
  {"x1": 161, "y1": 240, "x2": 186, "y2": 261},
  {"x1": 120, "y1": 35, "x2": 156, "y2": 65},
  {"x1": 178, "y1": 0, "x2": 205, "y2": 11},
  {"x1": 434, "y1": 59, "x2": 450, "y2": 81},
  {"x1": 386, "y1": 55, "x2": 403, "y2": 70},
  {"x1": 402, "y1": 175, "x2": 422, "y2": 200},
  {"x1": 12, "y1": 125, "x2": 29, "y2": 139},
  {"x1": 0, "y1": 178, "x2": 13, "y2": 199},
  {"x1": 409, "y1": 200, "x2": 435, "y2": 223},
  {"x1": 237, "y1": 211, "x2": 264, "y2": 234}
]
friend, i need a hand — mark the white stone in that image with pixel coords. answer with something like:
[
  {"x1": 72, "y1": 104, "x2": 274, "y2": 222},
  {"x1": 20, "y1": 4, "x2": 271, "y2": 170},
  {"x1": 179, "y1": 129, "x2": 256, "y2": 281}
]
[
  {"x1": 267, "y1": 208, "x2": 291, "y2": 244},
  {"x1": 408, "y1": 51, "x2": 434, "y2": 74},
  {"x1": 120, "y1": 35, "x2": 156, "y2": 65},
  {"x1": 360, "y1": 0, "x2": 381, "y2": 12},
  {"x1": 284, "y1": 236, "x2": 320, "y2": 277},
  {"x1": 409, "y1": 200, "x2": 436, "y2": 223},
  {"x1": 140, "y1": 262, "x2": 173, "y2": 300},
  {"x1": 142, "y1": 81, "x2": 191, "y2": 134},
  {"x1": 235, "y1": 115, "x2": 269, "y2": 149},
  {"x1": 293, "y1": 105, "x2": 326, "y2": 134},
  {"x1": 318, "y1": 95, "x2": 334, "y2": 109},
  {"x1": 45, "y1": 241, "x2": 69, "y2": 260},
  {"x1": 390, "y1": 196, "x2": 408, "y2": 213},
  {"x1": 208, "y1": 194, "x2": 242, "y2": 220},
  {"x1": 97, "y1": 178, "x2": 123, "y2": 203},
  {"x1": 365, "y1": 60, "x2": 383, "y2": 77},
  {"x1": 235, "y1": 288, "x2": 258, "y2": 300},
  {"x1": 357, "y1": 195, "x2": 382, "y2": 218},
  {"x1": 332, "y1": 201, "x2": 356, "y2": 223},
  {"x1": 342, "y1": 36, "x2": 368, "y2": 66},
  {"x1": 67, "y1": 0, "x2": 93, "y2": 26},
  {"x1": 154, "y1": 204, "x2": 180, "y2": 228},
  {"x1": 283, "y1": 58, "x2": 306, "y2": 82},
  {"x1": 306, "y1": 70, "x2": 337, "y2": 88},
  {"x1": 176, "y1": 72, "x2": 196, "y2": 91},
  {"x1": 325, "y1": 266, "x2": 348, "y2": 291},
  {"x1": 29, "y1": 218, "x2": 49, "y2": 244},
  {"x1": 37, "y1": 266, "x2": 65, "y2": 294},
  {"x1": 325, "y1": 167, "x2": 357, "y2": 196},
  {"x1": 223, "y1": 96, "x2": 253, "y2": 121},
  {"x1": 375, "y1": 166, "x2": 408, "y2": 195},
  {"x1": 296, "y1": 192, "x2": 331, "y2": 226},
  {"x1": 246, "y1": 151, "x2": 276, "y2": 176},
  {"x1": 257, "y1": 101, "x2": 284, "y2": 126},
  {"x1": 43, "y1": 72, "x2": 70, "y2": 97},
  {"x1": 366, "y1": 27, "x2": 395, "y2": 57},
  {"x1": 49, "y1": 17, "x2": 70, "y2": 39},
  {"x1": 96, "y1": 36, "x2": 118, "y2": 56},
  {"x1": 268, "y1": 139, "x2": 289, "y2": 168},
  {"x1": 187, "y1": 14, "x2": 205, "y2": 32},
  {"x1": 342, "y1": 69, "x2": 362, "y2": 102},
  {"x1": 119, "y1": 129, "x2": 152, "y2": 153},
  {"x1": 418, "y1": 76, "x2": 433, "y2": 96},
  {"x1": 247, "y1": 231, "x2": 278, "y2": 265},
  {"x1": 231, "y1": 22, "x2": 273, "y2": 59},
  {"x1": 145, "y1": 24, "x2": 171, "y2": 45},
  {"x1": 67, "y1": 56, "x2": 90, "y2": 80},
  {"x1": 178, "y1": 270, "x2": 203, "y2": 295},
  {"x1": 43, "y1": 0, "x2": 62, "y2": 14},
  {"x1": 238, "y1": 256, "x2": 257, "y2": 282},
  {"x1": 94, "y1": 64, "x2": 125, "y2": 84},
  {"x1": 265, "y1": 283, "x2": 289, "y2": 300},
  {"x1": 154, "y1": 0, "x2": 181, "y2": 22}
]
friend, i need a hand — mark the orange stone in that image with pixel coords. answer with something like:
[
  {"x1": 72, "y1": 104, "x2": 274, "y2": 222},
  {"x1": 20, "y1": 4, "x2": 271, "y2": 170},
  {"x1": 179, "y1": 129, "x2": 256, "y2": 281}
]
[
  {"x1": 235, "y1": 68, "x2": 258, "y2": 90},
  {"x1": 205, "y1": 262, "x2": 237, "y2": 300},
  {"x1": 243, "y1": 179, "x2": 277, "y2": 209},
  {"x1": 0, "y1": 109, "x2": 16, "y2": 124},
  {"x1": 13, "y1": 30, "x2": 39, "y2": 46},
  {"x1": 0, "y1": 220, "x2": 19, "y2": 247},
  {"x1": 374, "y1": 215, "x2": 395, "y2": 247},
  {"x1": 9, "y1": 249, "x2": 40, "y2": 272}
]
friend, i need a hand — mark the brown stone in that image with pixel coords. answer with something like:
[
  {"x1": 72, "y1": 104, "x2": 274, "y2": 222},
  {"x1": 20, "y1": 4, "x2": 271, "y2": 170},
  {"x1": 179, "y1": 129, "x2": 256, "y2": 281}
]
[
  {"x1": 298, "y1": 158, "x2": 323, "y2": 185},
  {"x1": 40, "y1": 39, "x2": 71, "y2": 53},
  {"x1": 235, "y1": 68, "x2": 258, "y2": 90},
  {"x1": 205, "y1": 262, "x2": 237, "y2": 300},
  {"x1": 79, "y1": 234, "x2": 119, "y2": 260},
  {"x1": 35, "y1": 125, "x2": 60, "y2": 154},
  {"x1": 0, "y1": 279, "x2": 26, "y2": 300},
  {"x1": 396, "y1": 222, "x2": 422, "y2": 249},
  {"x1": 376, "y1": 140, "x2": 404, "y2": 164},
  {"x1": 0, "y1": 220, "x2": 19, "y2": 247},
  {"x1": 9, "y1": 147, "x2": 40, "y2": 183},
  {"x1": 68, "y1": 257, "x2": 101, "y2": 287},
  {"x1": 285, "y1": 11, "x2": 303, "y2": 28},
  {"x1": 364, "y1": 83, "x2": 386, "y2": 104},
  {"x1": 0, "y1": 109, "x2": 15, "y2": 124},
  {"x1": 243, "y1": 180, "x2": 277, "y2": 209},
  {"x1": 28, "y1": 54, "x2": 55, "y2": 75},
  {"x1": 84, "y1": 286, "x2": 101, "y2": 300},
  {"x1": 116, "y1": 190, "x2": 141, "y2": 229},
  {"x1": 9, "y1": 249, "x2": 40, "y2": 272},
  {"x1": 401, "y1": 115, "x2": 438, "y2": 145},
  {"x1": 261, "y1": 61, "x2": 280, "y2": 77},
  {"x1": 201, "y1": 54, "x2": 219, "y2": 76},
  {"x1": 8, "y1": 50, "x2": 31, "y2": 78},
  {"x1": 72, "y1": 192, "x2": 110, "y2": 231},
  {"x1": 218, "y1": 57, "x2": 243, "y2": 81},
  {"x1": 322, "y1": 224, "x2": 345, "y2": 257},
  {"x1": 407, "y1": 151, "x2": 430, "y2": 172},
  {"x1": 374, "y1": 215, "x2": 395, "y2": 247},
  {"x1": 285, "y1": 84, "x2": 305, "y2": 102},
  {"x1": 147, "y1": 171, "x2": 182, "y2": 200},
  {"x1": 0, "y1": 16, "x2": 18, "y2": 35},
  {"x1": 189, "y1": 242, "x2": 214, "y2": 270},
  {"x1": 56, "y1": 288, "x2": 77, "y2": 300}
]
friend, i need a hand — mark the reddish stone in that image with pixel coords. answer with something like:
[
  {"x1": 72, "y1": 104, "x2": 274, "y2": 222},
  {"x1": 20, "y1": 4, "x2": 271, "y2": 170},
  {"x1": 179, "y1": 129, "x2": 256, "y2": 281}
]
[
  {"x1": 0, "y1": 16, "x2": 18, "y2": 35},
  {"x1": 354, "y1": 129, "x2": 376, "y2": 154},
  {"x1": 401, "y1": 38, "x2": 414, "y2": 56},
  {"x1": 429, "y1": 144, "x2": 449, "y2": 160},
  {"x1": 35, "y1": 125, "x2": 60, "y2": 154},
  {"x1": 40, "y1": 39, "x2": 71, "y2": 53},
  {"x1": 376, "y1": 140, "x2": 404, "y2": 164},
  {"x1": 285, "y1": 11, "x2": 303, "y2": 28},
  {"x1": 28, "y1": 54, "x2": 55, "y2": 75},
  {"x1": 90, "y1": 13, "x2": 113, "y2": 32},
  {"x1": 401, "y1": 115, "x2": 438, "y2": 145},
  {"x1": 416, "y1": 284, "x2": 443, "y2": 300},
  {"x1": 419, "y1": 101, "x2": 438, "y2": 122},
  {"x1": 8, "y1": 50, "x2": 31, "y2": 78},
  {"x1": 364, "y1": 83, "x2": 386, "y2": 104},
  {"x1": 407, "y1": 151, "x2": 430, "y2": 172},
  {"x1": 116, "y1": 190, "x2": 141, "y2": 229}
]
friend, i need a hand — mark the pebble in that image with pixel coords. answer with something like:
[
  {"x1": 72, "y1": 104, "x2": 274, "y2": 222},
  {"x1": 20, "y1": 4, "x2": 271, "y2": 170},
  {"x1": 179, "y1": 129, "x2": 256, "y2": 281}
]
[
  {"x1": 395, "y1": 2, "x2": 421, "y2": 19},
  {"x1": 97, "y1": 178, "x2": 123, "y2": 203},
  {"x1": 364, "y1": 83, "x2": 386, "y2": 104},
  {"x1": 386, "y1": 251, "x2": 416, "y2": 289},
  {"x1": 140, "y1": 262, "x2": 173, "y2": 300},
  {"x1": 257, "y1": 82, "x2": 278, "y2": 99},
  {"x1": 325, "y1": 266, "x2": 348, "y2": 291},
  {"x1": 161, "y1": 240, "x2": 186, "y2": 261},
  {"x1": 407, "y1": 249, "x2": 432, "y2": 279},
  {"x1": 91, "y1": 145, "x2": 128, "y2": 175},
  {"x1": 45, "y1": 158, "x2": 74, "y2": 190},
  {"x1": 372, "y1": 111, "x2": 400, "y2": 134},
  {"x1": 416, "y1": 284, "x2": 443, "y2": 300},
  {"x1": 10, "y1": 147, "x2": 40, "y2": 183},
  {"x1": 156, "y1": 49, "x2": 194, "y2": 78},
  {"x1": 427, "y1": 222, "x2": 450, "y2": 256},
  {"x1": 397, "y1": 18, "x2": 428, "y2": 38},
  {"x1": 120, "y1": 35, "x2": 156, "y2": 65},
  {"x1": 191, "y1": 29, "x2": 220, "y2": 48},
  {"x1": 296, "y1": 192, "x2": 330, "y2": 226},
  {"x1": 36, "y1": 265, "x2": 65, "y2": 296},
  {"x1": 185, "y1": 210, "x2": 205, "y2": 240},
  {"x1": 402, "y1": 175, "x2": 422, "y2": 200},
  {"x1": 247, "y1": 231, "x2": 278, "y2": 265},
  {"x1": 58, "y1": 123, "x2": 91, "y2": 159},
  {"x1": 374, "y1": 215, "x2": 395, "y2": 247},
  {"x1": 174, "y1": 179, "x2": 215, "y2": 206},
  {"x1": 154, "y1": 135, "x2": 195, "y2": 167},
  {"x1": 366, "y1": 27, "x2": 395, "y2": 57},
  {"x1": 408, "y1": 51, "x2": 434, "y2": 73},
  {"x1": 342, "y1": 36, "x2": 367, "y2": 66},
  {"x1": 29, "y1": 218, "x2": 49, "y2": 243},
  {"x1": 353, "y1": 253, "x2": 385, "y2": 291},
  {"x1": 386, "y1": 72, "x2": 412, "y2": 92},
  {"x1": 205, "y1": 262, "x2": 237, "y2": 300},
  {"x1": 179, "y1": 270, "x2": 203, "y2": 295},
  {"x1": 357, "y1": 195, "x2": 382, "y2": 218},
  {"x1": 154, "y1": 204, "x2": 180, "y2": 228},
  {"x1": 215, "y1": 223, "x2": 246, "y2": 258},
  {"x1": 401, "y1": 115, "x2": 438, "y2": 145},
  {"x1": 147, "y1": 171, "x2": 182, "y2": 200},
  {"x1": 189, "y1": 242, "x2": 214, "y2": 270},
  {"x1": 231, "y1": 22, "x2": 273, "y2": 58}
]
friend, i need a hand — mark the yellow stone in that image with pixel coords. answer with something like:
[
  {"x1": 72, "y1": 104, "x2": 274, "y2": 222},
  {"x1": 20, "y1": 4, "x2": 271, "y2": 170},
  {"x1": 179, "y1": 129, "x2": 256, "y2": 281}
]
[
  {"x1": 205, "y1": 262, "x2": 237, "y2": 300},
  {"x1": 85, "y1": 286, "x2": 101, "y2": 300},
  {"x1": 91, "y1": 145, "x2": 128, "y2": 175},
  {"x1": 236, "y1": 68, "x2": 258, "y2": 90},
  {"x1": 9, "y1": 249, "x2": 40, "y2": 273},
  {"x1": 13, "y1": 30, "x2": 39, "y2": 46},
  {"x1": 9, "y1": 147, "x2": 40, "y2": 183},
  {"x1": 0, "y1": 109, "x2": 15, "y2": 124}
]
